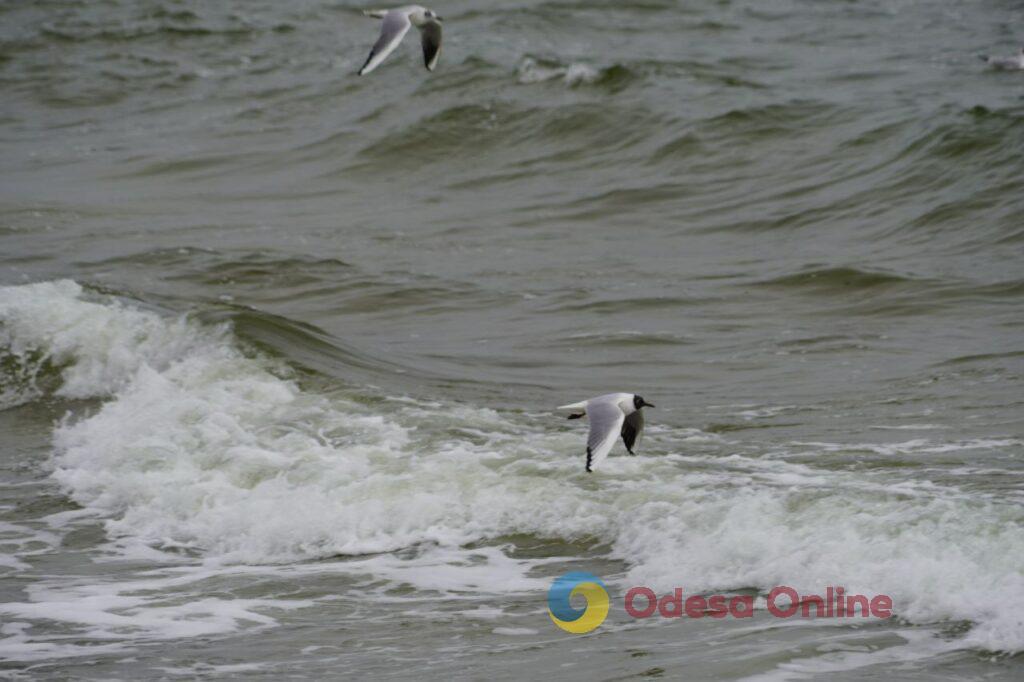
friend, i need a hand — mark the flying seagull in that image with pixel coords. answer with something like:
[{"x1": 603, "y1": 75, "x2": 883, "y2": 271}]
[
  {"x1": 979, "y1": 46, "x2": 1024, "y2": 70},
  {"x1": 358, "y1": 6, "x2": 443, "y2": 76},
  {"x1": 558, "y1": 393, "x2": 655, "y2": 472}
]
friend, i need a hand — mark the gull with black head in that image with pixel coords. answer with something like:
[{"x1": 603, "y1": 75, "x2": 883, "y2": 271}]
[
  {"x1": 358, "y1": 6, "x2": 443, "y2": 76},
  {"x1": 558, "y1": 393, "x2": 655, "y2": 472}
]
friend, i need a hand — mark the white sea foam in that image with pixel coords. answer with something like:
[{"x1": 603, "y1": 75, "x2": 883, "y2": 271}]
[
  {"x1": 517, "y1": 58, "x2": 601, "y2": 86},
  {"x1": 0, "y1": 280, "x2": 215, "y2": 408},
  {"x1": 492, "y1": 627, "x2": 538, "y2": 636},
  {"x1": 0, "y1": 621, "x2": 128, "y2": 663},
  {"x1": 1, "y1": 280, "x2": 1023, "y2": 653},
  {"x1": 739, "y1": 629, "x2": 955, "y2": 682},
  {"x1": 0, "y1": 564, "x2": 313, "y2": 661}
]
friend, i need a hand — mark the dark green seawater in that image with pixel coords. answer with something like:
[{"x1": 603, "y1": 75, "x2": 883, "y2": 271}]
[{"x1": 1, "y1": 0, "x2": 1023, "y2": 679}]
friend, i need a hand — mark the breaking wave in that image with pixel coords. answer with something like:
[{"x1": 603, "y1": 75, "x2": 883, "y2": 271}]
[{"x1": 2, "y1": 280, "x2": 1023, "y2": 652}]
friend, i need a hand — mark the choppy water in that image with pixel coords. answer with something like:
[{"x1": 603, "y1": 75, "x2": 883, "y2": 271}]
[{"x1": 1, "y1": 0, "x2": 1023, "y2": 679}]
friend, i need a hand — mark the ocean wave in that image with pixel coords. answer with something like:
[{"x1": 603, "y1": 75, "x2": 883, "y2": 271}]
[
  {"x1": 698, "y1": 100, "x2": 844, "y2": 139},
  {"x1": 2, "y1": 281, "x2": 1023, "y2": 652},
  {"x1": 756, "y1": 265, "x2": 928, "y2": 292},
  {"x1": 349, "y1": 100, "x2": 660, "y2": 179},
  {"x1": 748, "y1": 266, "x2": 1024, "y2": 316}
]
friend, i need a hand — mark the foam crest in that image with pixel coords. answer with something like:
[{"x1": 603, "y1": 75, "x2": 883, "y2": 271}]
[
  {"x1": 517, "y1": 57, "x2": 602, "y2": 86},
  {"x1": 615, "y1": 467, "x2": 1024, "y2": 654},
  {"x1": 0, "y1": 280, "x2": 216, "y2": 407}
]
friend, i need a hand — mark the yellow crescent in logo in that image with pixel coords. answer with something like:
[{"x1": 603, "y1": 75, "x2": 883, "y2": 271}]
[{"x1": 549, "y1": 581, "x2": 610, "y2": 634}]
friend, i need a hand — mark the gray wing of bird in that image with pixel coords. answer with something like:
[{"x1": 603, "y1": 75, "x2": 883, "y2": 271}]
[
  {"x1": 420, "y1": 20, "x2": 442, "y2": 71},
  {"x1": 585, "y1": 400, "x2": 625, "y2": 472},
  {"x1": 358, "y1": 10, "x2": 412, "y2": 75},
  {"x1": 621, "y1": 410, "x2": 644, "y2": 455}
]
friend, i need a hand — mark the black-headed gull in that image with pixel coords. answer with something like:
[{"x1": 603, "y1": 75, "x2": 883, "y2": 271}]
[
  {"x1": 558, "y1": 393, "x2": 655, "y2": 472},
  {"x1": 358, "y1": 6, "x2": 443, "y2": 76}
]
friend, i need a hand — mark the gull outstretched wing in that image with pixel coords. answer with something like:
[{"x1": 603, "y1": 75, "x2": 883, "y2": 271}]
[
  {"x1": 621, "y1": 410, "x2": 644, "y2": 455},
  {"x1": 585, "y1": 400, "x2": 625, "y2": 472},
  {"x1": 358, "y1": 10, "x2": 412, "y2": 76},
  {"x1": 421, "y1": 20, "x2": 442, "y2": 71}
]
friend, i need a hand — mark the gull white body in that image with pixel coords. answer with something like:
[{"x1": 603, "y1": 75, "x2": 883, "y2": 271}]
[
  {"x1": 558, "y1": 393, "x2": 652, "y2": 472},
  {"x1": 358, "y1": 5, "x2": 443, "y2": 76}
]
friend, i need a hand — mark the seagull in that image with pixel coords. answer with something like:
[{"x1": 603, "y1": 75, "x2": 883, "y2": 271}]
[
  {"x1": 979, "y1": 46, "x2": 1024, "y2": 70},
  {"x1": 358, "y1": 6, "x2": 443, "y2": 76},
  {"x1": 558, "y1": 393, "x2": 655, "y2": 472}
]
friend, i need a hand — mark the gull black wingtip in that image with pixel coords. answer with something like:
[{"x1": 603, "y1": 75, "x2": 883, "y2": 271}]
[{"x1": 357, "y1": 53, "x2": 374, "y2": 76}]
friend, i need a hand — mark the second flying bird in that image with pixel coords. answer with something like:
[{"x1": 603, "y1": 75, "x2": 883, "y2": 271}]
[{"x1": 358, "y1": 6, "x2": 444, "y2": 76}]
